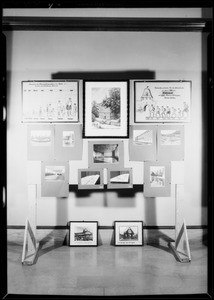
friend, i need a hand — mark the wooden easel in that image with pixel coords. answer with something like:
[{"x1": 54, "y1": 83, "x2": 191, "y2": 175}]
[
  {"x1": 169, "y1": 184, "x2": 191, "y2": 262},
  {"x1": 22, "y1": 184, "x2": 40, "y2": 265}
]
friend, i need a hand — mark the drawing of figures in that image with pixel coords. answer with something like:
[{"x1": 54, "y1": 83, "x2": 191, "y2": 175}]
[
  {"x1": 156, "y1": 106, "x2": 161, "y2": 119},
  {"x1": 66, "y1": 98, "x2": 72, "y2": 118},
  {"x1": 166, "y1": 106, "x2": 171, "y2": 119},
  {"x1": 57, "y1": 100, "x2": 63, "y2": 118},
  {"x1": 182, "y1": 102, "x2": 189, "y2": 118},
  {"x1": 47, "y1": 103, "x2": 53, "y2": 118},
  {"x1": 149, "y1": 104, "x2": 155, "y2": 119},
  {"x1": 177, "y1": 108, "x2": 182, "y2": 119},
  {"x1": 171, "y1": 107, "x2": 177, "y2": 119},
  {"x1": 160, "y1": 106, "x2": 166, "y2": 119},
  {"x1": 141, "y1": 86, "x2": 153, "y2": 100},
  {"x1": 73, "y1": 103, "x2": 77, "y2": 117}
]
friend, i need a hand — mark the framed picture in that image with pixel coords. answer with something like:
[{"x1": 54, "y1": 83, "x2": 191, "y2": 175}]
[
  {"x1": 78, "y1": 169, "x2": 104, "y2": 190},
  {"x1": 144, "y1": 161, "x2": 171, "y2": 197},
  {"x1": 22, "y1": 80, "x2": 79, "y2": 122},
  {"x1": 134, "y1": 80, "x2": 191, "y2": 123},
  {"x1": 69, "y1": 221, "x2": 98, "y2": 247},
  {"x1": 54, "y1": 124, "x2": 83, "y2": 160},
  {"x1": 83, "y1": 80, "x2": 129, "y2": 138},
  {"x1": 114, "y1": 221, "x2": 143, "y2": 246},
  {"x1": 27, "y1": 124, "x2": 54, "y2": 160},
  {"x1": 88, "y1": 140, "x2": 124, "y2": 169},
  {"x1": 41, "y1": 161, "x2": 69, "y2": 197},
  {"x1": 129, "y1": 125, "x2": 157, "y2": 161},
  {"x1": 157, "y1": 125, "x2": 184, "y2": 161},
  {"x1": 107, "y1": 168, "x2": 133, "y2": 189}
]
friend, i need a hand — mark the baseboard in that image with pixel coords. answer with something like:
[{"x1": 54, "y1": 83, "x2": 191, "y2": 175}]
[{"x1": 7, "y1": 225, "x2": 208, "y2": 230}]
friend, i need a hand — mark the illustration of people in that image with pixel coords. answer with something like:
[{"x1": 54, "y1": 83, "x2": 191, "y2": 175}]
[
  {"x1": 160, "y1": 106, "x2": 166, "y2": 119},
  {"x1": 177, "y1": 108, "x2": 182, "y2": 119},
  {"x1": 171, "y1": 107, "x2": 177, "y2": 119},
  {"x1": 156, "y1": 106, "x2": 161, "y2": 119},
  {"x1": 47, "y1": 103, "x2": 53, "y2": 119},
  {"x1": 142, "y1": 86, "x2": 153, "y2": 99},
  {"x1": 166, "y1": 106, "x2": 171, "y2": 119},
  {"x1": 66, "y1": 98, "x2": 72, "y2": 118},
  {"x1": 182, "y1": 102, "x2": 189, "y2": 118},
  {"x1": 73, "y1": 103, "x2": 77, "y2": 118},
  {"x1": 149, "y1": 104, "x2": 155, "y2": 119},
  {"x1": 57, "y1": 100, "x2": 62, "y2": 118}
]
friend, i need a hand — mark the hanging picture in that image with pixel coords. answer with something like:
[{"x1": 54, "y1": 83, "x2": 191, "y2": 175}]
[
  {"x1": 78, "y1": 169, "x2": 104, "y2": 190},
  {"x1": 88, "y1": 140, "x2": 124, "y2": 169},
  {"x1": 144, "y1": 161, "x2": 171, "y2": 197},
  {"x1": 129, "y1": 125, "x2": 157, "y2": 161},
  {"x1": 54, "y1": 124, "x2": 83, "y2": 160},
  {"x1": 41, "y1": 161, "x2": 69, "y2": 197},
  {"x1": 22, "y1": 80, "x2": 79, "y2": 122},
  {"x1": 27, "y1": 124, "x2": 54, "y2": 161},
  {"x1": 69, "y1": 221, "x2": 98, "y2": 246},
  {"x1": 157, "y1": 125, "x2": 184, "y2": 161},
  {"x1": 83, "y1": 80, "x2": 129, "y2": 138},
  {"x1": 134, "y1": 80, "x2": 191, "y2": 123},
  {"x1": 107, "y1": 168, "x2": 133, "y2": 189},
  {"x1": 114, "y1": 221, "x2": 143, "y2": 246}
]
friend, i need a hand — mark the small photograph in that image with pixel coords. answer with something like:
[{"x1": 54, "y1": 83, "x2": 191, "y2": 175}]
[
  {"x1": 110, "y1": 170, "x2": 130, "y2": 184},
  {"x1": 93, "y1": 144, "x2": 119, "y2": 164},
  {"x1": 30, "y1": 130, "x2": 52, "y2": 146},
  {"x1": 62, "y1": 131, "x2": 75, "y2": 147},
  {"x1": 133, "y1": 129, "x2": 153, "y2": 146},
  {"x1": 114, "y1": 221, "x2": 143, "y2": 246},
  {"x1": 160, "y1": 130, "x2": 181, "y2": 145},
  {"x1": 81, "y1": 171, "x2": 101, "y2": 185},
  {"x1": 69, "y1": 221, "x2": 98, "y2": 246},
  {"x1": 44, "y1": 166, "x2": 65, "y2": 181},
  {"x1": 150, "y1": 166, "x2": 165, "y2": 187},
  {"x1": 119, "y1": 226, "x2": 138, "y2": 241}
]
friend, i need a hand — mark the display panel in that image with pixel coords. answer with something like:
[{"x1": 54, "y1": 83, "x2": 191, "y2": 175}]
[
  {"x1": 69, "y1": 221, "x2": 98, "y2": 246},
  {"x1": 22, "y1": 80, "x2": 79, "y2": 122},
  {"x1": 83, "y1": 81, "x2": 128, "y2": 138},
  {"x1": 134, "y1": 80, "x2": 191, "y2": 123},
  {"x1": 114, "y1": 221, "x2": 143, "y2": 246}
]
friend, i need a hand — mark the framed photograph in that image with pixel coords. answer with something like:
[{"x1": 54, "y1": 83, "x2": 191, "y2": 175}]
[
  {"x1": 134, "y1": 80, "x2": 191, "y2": 123},
  {"x1": 129, "y1": 125, "x2": 157, "y2": 161},
  {"x1": 114, "y1": 221, "x2": 143, "y2": 246},
  {"x1": 41, "y1": 161, "x2": 69, "y2": 197},
  {"x1": 78, "y1": 169, "x2": 104, "y2": 190},
  {"x1": 83, "y1": 80, "x2": 129, "y2": 138},
  {"x1": 27, "y1": 124, "x2": 54, "y2": 160},
  {"x1": 54, "y1": 124, "x2": 83, "y2": 160},
  {"x1": 157, "y1": 125, "x2": 184, "y2": 161},
  {"x1": 107, "y1": 168, "x2": 133, "y2": 189},
  {"x1": 88, "y1": 140, "x2": 124, "y2": 169},
  {"x1": 22, "y1": 80, "x2": 79, "y2": 122},
  {"x1": 69, "y1": 221, "x2": 98, "y2": 247},
  {"x1": 144, "y1": 161, "x2": 171, "y2": 197}
]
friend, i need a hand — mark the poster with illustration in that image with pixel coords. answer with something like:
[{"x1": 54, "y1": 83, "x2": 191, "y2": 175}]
[
  {"x1": 134, "y1": 81, "x2": 191, "y2": 123},
  {"x1": 22, "y1": 80, "x2": 79, "y2": 122}
]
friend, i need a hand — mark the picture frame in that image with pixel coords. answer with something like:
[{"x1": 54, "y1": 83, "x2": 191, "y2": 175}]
[
  {"x1": 88, "y1": 140, "x2": 124, "y2": 169},
  {"x1": 144, "y1": 161, "x2": 171, "y2": 197},
  {"x1": 129, "y1": 125, "x2": 157, "y2": 161},
  {"x1": 83, "y1": 80, "x2": 129, "y2": 138},
  {"x1": 157, "y1": 125, "x2": 185, "y2": 161},
  {"x1": 134, "y1": 80, "x2": 191, "y2": 123},
  {"x1": 41, "y1": 161, "x2": 69, "y2": 197},
  {"x1": 107, "y1": 168, "x2": 133, "y2": 189},
  {"x1": 78, "y1": 168, "x2": 104, "y2": 190},
  {"x1": 114, "y1": 221, "x2": 143, "y2": 246},
  {"x1": 22, "y1": 80, "x2": 79, "y2": 122},
  {"x1": 69, "y1": 221, "x2": 98, "y2": 247}
]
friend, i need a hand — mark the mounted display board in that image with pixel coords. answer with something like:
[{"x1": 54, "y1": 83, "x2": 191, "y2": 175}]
[
  {"x1": 134, "y1": 81, "x2": 191, "y2": 123},
  {"x1": 22, "y1": 80, "x2": 79, "y2": 122}
]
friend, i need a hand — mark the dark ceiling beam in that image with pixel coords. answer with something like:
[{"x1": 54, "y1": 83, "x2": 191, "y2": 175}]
[{"x1": 2, "y1": 16, "x2": 212, "y2": 32}]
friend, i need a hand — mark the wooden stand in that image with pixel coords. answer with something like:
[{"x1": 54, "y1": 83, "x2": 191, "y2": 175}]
[
  {"x1": 169, "y1": 184, "x2": 191, "y2": 263},
  {"x1": 22, "y1": 184, "x2": 40, "y2": 265}
]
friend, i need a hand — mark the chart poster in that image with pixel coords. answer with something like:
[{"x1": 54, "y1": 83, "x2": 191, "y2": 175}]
[
  {"x1": 22, "y1": 80, "x2": 79, "y2": 122},
  {"x1": 134, "y1": 81, "x2": 191, "y2": 123}
]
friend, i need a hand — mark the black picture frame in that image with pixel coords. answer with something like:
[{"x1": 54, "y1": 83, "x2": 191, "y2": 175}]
[
  {"x1": 114, "y1": 220, "x2": 144, "y2": 246},
  {"x1": 69, "y1": 221, "x2": 98, "y2": 247}
]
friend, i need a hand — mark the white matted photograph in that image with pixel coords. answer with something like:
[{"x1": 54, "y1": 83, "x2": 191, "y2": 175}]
[
  {"x1": 69, "y1": 221, "x2": 98, "y2": 246},
  {"x1": 107, "y1": 168, "x2": 133, "y2": 189},
  {"x1": 83, "y1": 81, "x2": 128, "y2": 138},
  {"x1": 114, "y1": 221, "x2": 143, "y2": 246}
]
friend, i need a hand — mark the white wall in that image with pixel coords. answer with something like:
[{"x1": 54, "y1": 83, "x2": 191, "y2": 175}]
[{"x1": 4, "y1": 9, "x2": 208, "y2": 226}]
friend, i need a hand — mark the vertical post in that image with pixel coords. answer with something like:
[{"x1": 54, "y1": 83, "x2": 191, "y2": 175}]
[
  {"x1": 175, "y1": 184, "x2": 184, "y2": 240},
  {"x1": 27, "y1": 184, "x2": 37, "y2": 253}
]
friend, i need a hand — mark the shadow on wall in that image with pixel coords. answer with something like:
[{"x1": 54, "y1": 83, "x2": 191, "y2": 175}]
[{"x1": 52, "y1": 70, "x2": 155, "y2": 81}]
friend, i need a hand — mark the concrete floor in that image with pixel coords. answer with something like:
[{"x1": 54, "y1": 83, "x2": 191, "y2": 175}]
[{"x1": 7, "y1": 229, "x2": 207, "y2": 296}]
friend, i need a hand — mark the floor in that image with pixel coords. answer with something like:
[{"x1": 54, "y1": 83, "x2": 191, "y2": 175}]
[{"x1": 7, "y1": 229, "x2": 208, "y2": 297}]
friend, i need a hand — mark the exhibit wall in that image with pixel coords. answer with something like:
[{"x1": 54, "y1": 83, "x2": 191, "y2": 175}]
[{"x1": 4, "y1": 8, "x2": 209, "y2": 226}]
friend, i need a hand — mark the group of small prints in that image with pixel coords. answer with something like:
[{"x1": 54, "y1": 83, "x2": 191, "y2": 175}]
[{"x1": 69, "y1": 221, "x2": 143, "y2": 247}]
